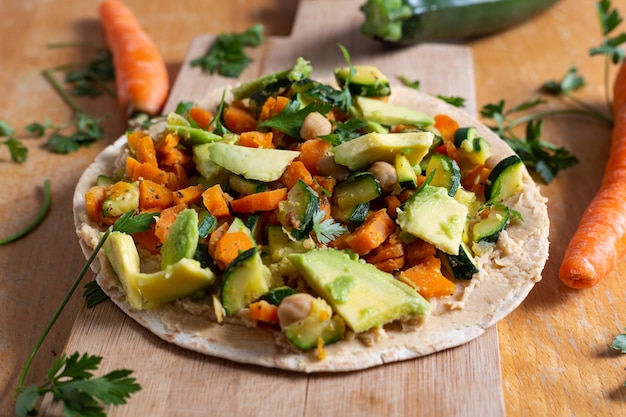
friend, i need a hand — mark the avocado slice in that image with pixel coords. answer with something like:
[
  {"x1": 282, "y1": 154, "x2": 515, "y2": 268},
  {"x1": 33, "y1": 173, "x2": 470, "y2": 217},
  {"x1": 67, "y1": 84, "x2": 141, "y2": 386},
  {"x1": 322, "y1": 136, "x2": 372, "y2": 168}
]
[
  {"x1": 103, "y1": 231, "x2": 215, "y2": 310},
  {"x1": 396, "y1": 184, "x2": 468, "y2": 255},
  {"x1": 208, "y1": 142, "x2": 300, "y2": 182},
  {"x1": 354, "y1": 96, "x2": 435, "y2": 127},
  {"x1": 160, "y1": 208, "x2": 199, "y2": 269},
  {"x1": 332, "y1": 131, "x2": 433, "y2": 171},
  {"x1": 288, "y1": 248, "x2": 430, "y2": 333}
]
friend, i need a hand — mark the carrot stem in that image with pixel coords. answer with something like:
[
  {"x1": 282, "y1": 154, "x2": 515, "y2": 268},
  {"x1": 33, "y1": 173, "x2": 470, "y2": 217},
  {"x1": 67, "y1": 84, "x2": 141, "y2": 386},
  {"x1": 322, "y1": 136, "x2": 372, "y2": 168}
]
[{"x1": 0, "y1": 179, "x2": 51, "y2": 245}]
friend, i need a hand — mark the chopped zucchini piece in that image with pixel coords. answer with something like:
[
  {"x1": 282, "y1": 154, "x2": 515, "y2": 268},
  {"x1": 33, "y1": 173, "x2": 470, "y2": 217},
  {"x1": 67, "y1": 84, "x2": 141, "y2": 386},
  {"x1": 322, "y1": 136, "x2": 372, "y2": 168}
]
[
  {"x1": 334, "y1": 172, "x2": 381, "y2": 209},
  {"x1": 283, "y1": 297, "x2": 346, "y2": 349},
  {"x1": 484, "y1": 155, "x2": 524, "y2": 201},
  {"x1": 277, "y1": 179, "x2": 320, "y2": 240},
  {"x1": 220, "y1": 247, "x2": 271, "y2": 315},
  {"x1": 472, "y1": 204, "x2": 510, "y2": 243},
  {"x1": 395, "y1": 153, "x2": 418, "y2": 189},
  {"x1": 440, "y1": 241, "x2": 479, "y2": 280}
]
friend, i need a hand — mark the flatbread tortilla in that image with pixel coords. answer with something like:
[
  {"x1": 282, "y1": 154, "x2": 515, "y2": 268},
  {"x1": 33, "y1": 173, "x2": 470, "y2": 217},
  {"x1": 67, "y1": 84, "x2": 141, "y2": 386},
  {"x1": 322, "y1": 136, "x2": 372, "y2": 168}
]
[{"x1": 73, "y1": 85, "x2": 549, "y2": 372}]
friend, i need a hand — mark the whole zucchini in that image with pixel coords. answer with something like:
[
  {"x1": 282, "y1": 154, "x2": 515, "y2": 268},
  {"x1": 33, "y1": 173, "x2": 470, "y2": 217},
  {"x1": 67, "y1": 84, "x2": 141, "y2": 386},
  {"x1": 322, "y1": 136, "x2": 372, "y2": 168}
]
[{"x1": 360, "y1": 0, "x2": 560, "y2": 45}]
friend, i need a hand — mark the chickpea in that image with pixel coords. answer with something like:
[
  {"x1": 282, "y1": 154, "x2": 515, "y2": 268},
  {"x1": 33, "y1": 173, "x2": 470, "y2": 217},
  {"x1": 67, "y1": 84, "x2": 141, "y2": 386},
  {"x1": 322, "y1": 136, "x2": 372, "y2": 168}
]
[
  {"x1": 277, "y1": 293, "x2": 314, "y2": 328},
  {"x1": 299, "y1": 112, "x2": 332, "y2": 140},
  {"x1": 368, "y1": 161, "x2": 397, "y2": 193},
  {"x1": 316, "y1": 155, "x2": 351, "y2": 181}
]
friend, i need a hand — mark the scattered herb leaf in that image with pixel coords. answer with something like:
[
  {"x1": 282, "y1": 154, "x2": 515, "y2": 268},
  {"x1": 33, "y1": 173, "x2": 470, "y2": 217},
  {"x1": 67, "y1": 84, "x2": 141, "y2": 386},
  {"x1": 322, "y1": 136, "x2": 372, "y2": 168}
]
[
  {"x1": 15, "y1": 211, "x2": 154, "y2": 414},
  {"x1": 0, "y1": 121, "x2": 28, "y2": 163},
  {"x1": 258, "y1": 99, "x2": 332, "y2": 140},
  {"x1": 611, "y1": 328, "x2": 626, "y2": 386},
  {"x1": 83, "y1": 280, "x2": 109, "y2": 309},
  {"x1": 15, "y1": 352, "x2": 141, "y2": 417},
  {"x1": 190, "y1": 24, "x2": 265, "y2": 78},
  {"x1": 320, "y1": 118, "x2": 367, "y2": 146},
  {"x1": 312, "y1": 209, "x2": 347, "y2": 244},
  {"x1": 398, "y1": 75, "x2": 465, "y2": 107}
]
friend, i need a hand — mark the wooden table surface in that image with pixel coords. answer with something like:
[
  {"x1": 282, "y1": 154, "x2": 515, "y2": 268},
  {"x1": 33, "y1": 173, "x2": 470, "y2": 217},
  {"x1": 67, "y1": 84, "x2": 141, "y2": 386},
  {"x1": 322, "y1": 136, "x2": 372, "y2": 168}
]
[{"x1": 1, "y1": 0, "x2": 625, "y2": 416}]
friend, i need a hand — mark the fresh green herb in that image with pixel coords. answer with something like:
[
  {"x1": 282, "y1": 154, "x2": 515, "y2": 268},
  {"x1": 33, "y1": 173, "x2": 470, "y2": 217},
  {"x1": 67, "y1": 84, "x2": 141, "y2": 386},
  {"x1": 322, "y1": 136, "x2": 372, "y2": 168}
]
[
  {"x1": 0, "y1": 179, "x2": 51, "y2": 245},
  {"x1": 312, "y1": 209, "x2": 347, "y2": 244},
  {"x1": 47, "y1": 41, "x2": 116, "y2": 99},
  {"x1": 336, "y1": 43, "x2": 355, "y2": 112},
  {"x1": 15, "y1": 352, "x2": 141, "y2": 417},
  {"x1": 611, "y1": 328, "x2": 626, "y2": 386},
  {"x1": 258, "y1": 99, "x2": 333, "y2": 140},
  {"x1": 14, "y1": 211, "x2": 154, "y2": 415},
  {"x1": 398, "y1": 75, "x2": 466, "y2": 107},
  {"x1": 190, "y1": 24, "x2": 265, "y2": 78},
  {"x1": 83, "y1": 281, "x2": 109, "y2": 309},
  {"x1": 320, "y1": 118, "x2": 368, "y2": 146},
  {"x1": 0, "y1": 121, "x2": 28, "y2": 163},
  {"x1": 38, "y1": 68, "x2": 106, "y2": 154},
  {"x1": 175, "y1": 101, "x2": 195, "y2": 117},
  {"x1": 480, "y1": 99, "x2": 579, "y2": 183},
  {"x1": 208, "y1": 91, "x2": 231, "y2": 136}
]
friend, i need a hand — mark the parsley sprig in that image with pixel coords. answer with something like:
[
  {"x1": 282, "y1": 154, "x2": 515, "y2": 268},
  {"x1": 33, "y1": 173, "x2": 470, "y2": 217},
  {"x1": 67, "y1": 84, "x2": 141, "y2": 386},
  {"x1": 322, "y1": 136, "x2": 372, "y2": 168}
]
[
  {"x1": 191, "y1": 24, "x2": 265, "y2": 78},
  {"x1": 312, "y1": 209, "x2": 347, "y2": 244},
  {"x1": 14, "y1": 211, "x2": 154, "y2": 416},
  {"x1": 0, "y1": 120, "x2": 28, "y2": 163}
]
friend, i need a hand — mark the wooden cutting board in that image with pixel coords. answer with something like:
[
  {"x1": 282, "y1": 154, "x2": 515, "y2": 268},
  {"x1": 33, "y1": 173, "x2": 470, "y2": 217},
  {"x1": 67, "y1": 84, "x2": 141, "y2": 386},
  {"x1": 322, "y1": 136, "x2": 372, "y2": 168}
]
[{"x1": 43, "y1": 1, "x2": 505, "y2": 415}]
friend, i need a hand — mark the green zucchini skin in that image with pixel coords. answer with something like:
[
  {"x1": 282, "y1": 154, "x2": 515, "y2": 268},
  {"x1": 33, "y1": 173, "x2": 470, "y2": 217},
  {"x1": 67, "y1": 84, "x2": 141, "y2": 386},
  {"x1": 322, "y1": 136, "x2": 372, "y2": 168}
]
[{"x1": 360, "y1": 0, "x2": 560, "y2": 45}]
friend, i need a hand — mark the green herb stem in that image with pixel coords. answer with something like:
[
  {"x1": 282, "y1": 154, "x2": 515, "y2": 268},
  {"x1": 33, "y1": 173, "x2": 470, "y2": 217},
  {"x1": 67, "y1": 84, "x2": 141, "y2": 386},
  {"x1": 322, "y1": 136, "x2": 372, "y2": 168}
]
[
  {"x1": 14, "y1": 228, "x2": 111, "y2": 396},
  {"x1": 0, "y1": 179, "x2": 51, "y2": 245},
  {"x1": 42, "y1": 68, "x2": 81, "y2": 114},
  {"x1": 506, "y1": 107, "x2": 613, "y2": 129}
]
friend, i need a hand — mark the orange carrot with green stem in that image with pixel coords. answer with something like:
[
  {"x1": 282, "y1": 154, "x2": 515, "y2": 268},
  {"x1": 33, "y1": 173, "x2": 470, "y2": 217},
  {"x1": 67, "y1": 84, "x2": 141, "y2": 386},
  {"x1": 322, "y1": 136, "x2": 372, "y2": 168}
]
[
  {"x1": 99, "y1": 0, "x2": 169, "y2": 116},
  {"x1": 559, "y1": 61, "x2": 626, "y2": 289}
]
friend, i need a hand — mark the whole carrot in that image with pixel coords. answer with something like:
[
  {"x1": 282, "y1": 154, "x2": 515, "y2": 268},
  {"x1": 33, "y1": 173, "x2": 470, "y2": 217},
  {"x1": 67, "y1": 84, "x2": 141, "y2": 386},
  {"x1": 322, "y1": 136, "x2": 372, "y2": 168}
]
[
  {"x1": 559, "y1": 61, "x2": 626, "y2": 289},
  {"x1": 99, "y1": 0, "x2": 169, "y2": 116}
]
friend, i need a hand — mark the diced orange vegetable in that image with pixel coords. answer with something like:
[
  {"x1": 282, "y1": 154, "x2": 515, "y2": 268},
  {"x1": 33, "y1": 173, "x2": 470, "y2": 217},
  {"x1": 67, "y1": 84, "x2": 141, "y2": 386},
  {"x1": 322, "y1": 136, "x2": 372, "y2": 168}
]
[
  {"x1": 160, "y1": 147, "x2": 191, "y2": 167},
  {"x1": 173, "y1": 184, "x2": 205, "y2": 206},
  {"x1": 223, "y1": 105, "x2": 258, "y2": 134},
  {"x1": 280, "y1": 161, "x2": 314, "y2": 189},
  {"x1": 139, "y1": 179, "x2": 174, "y2": 211},
  {"x1": 405, "y1": 239, "x2": 437, "y2": 268},
  {"x1": 154, "y1": 204, "x2": 186, "y2": 243},
  {"x1": 312, "y1": 175, "x2": 336, "y2": 195},
  {"x1": 385, "y1": 195, "x2": 401, "y2": 219},
  {"x1": 202, "y1": 184, "x2": 232, "y2": 217},
  {"x1": 213, "y1": 231, "x2": 255, "y2": 269},
  {"x1": 462, "y1": 165, "x2": 490, "y2": 196},
  {"x1": 155, "y1": 133, "x2": 180, "y2": 156},
  {"x1": 345, "y1": 209, "x2": 396, "y2": 256},
  {"x1": 327, "y1": 231, "x2": 350, "y2": 250},
  {"x1": 239, "y1": 131, "x2": 274, "y2": 148},
  {"x1": 128, "y1": 159, "x2": 170, "y2": 185},
  {"x1": 248, "y1": 300, "x2": 279, "y2": 324},
  {"x1": 132, "y1": 228, "x2": 161, "y2": 254},
  {"x1": 434, "y1": 114, "x2": 459, "y2": 143},
  {"x1": 297, "y1": 139, "x2": 331, "y2": 175},
  {"x1": 230, "y1": 188, "x2": 288, "y2": 213},
  {"x1": 260, "y1": 96, "x2": 290, "y2": 121},
  {"x1": 373, "y1": 256, "x2": 405, "y2": 273},
  {"x1": 166, "y1": 164, "x2": 188, "y2": 191},
  {"x1": 399, "y1": 256, "x2": 456, "y2": 298},
  {"x1": 85, "y1": 186, "x2": 107, "y2": 223},
  {"x1": 189, "y1": 107, "x2": 213, "y2": 129},
  {"x1": 136, "y1": 134, "x2": 158, "y2": 165},
  {"x1": 365, "y1": 234, "x2": 405, "y2": 264},
  {"x1": 208, "y1": 222, "x2": 229, "y2": 259},
  {"x1": 126, "y1": 130, "x2": 148, "y2": 153}
]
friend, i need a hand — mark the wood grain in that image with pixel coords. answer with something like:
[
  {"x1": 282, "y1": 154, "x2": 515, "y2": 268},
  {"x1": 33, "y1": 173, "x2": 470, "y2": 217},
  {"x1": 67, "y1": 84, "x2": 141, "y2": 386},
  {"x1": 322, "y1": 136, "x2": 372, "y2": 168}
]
[
  {"x1": 3, "y1": 0, "x2": 626, "y2": 416},
  {"x1": 40, "y1": 2, "x2": 505, "y2": 415}
]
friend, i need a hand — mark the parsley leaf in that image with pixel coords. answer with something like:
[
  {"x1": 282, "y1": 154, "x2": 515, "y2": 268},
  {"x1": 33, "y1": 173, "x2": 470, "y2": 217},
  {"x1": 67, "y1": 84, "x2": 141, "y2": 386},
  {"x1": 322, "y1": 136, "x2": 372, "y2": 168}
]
[
  {"x1": 83, "y1": 280, "x2": 109, "y2": 308},
  {"x1": 398, "y1": 75, "x2": 465, "y2": 107},
  {"x1": 320, "y1": 118, "x2": 367, "y2": 146},
  {"x1": 258, "y1": 99, "x2": 333, "y2": 140},
  {"x1": 480, "y1": 100, "x2": 579, "y2": 183},
  {"x1": 15, "y1": 211, "x2": 154, "y2": 414},
  {"x1": 190, "y1": 24, "x2": 265, "y2": 78},
  {"x1": 16, "y1": 352, "x2": 141, "y2": 417},
  {"x1": 591, "y1": 0, "x2": 626, "y2": 63},
  {"x1": 312, "y1": 209, "x2": 347, "y2": 244},
  {"x1": 0, "y1": 120, "x2": 28, "y2": 163}
]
